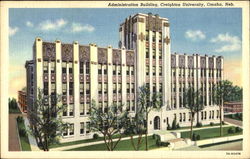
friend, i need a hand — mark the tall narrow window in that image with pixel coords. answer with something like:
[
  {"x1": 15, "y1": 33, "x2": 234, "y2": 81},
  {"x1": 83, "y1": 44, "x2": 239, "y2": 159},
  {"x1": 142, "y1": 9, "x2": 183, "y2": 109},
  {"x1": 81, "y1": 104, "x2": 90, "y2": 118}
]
[
  {"x1": 62, "y1": 83, "x2": 67, "y2": 95},
  {"x1": 103, "y1": 65, "x2": 107, "y2": 75},
  {"x1": 104, "y1": 102, "x2": 108, "y2": 113},
  {"x1": 113, "y1": 84, "x2": 117, "y2": 93},
  {"x1": 146, "y1": 66, "x2": 149, "y2": 76},
  {"x1": 159, "y1": 50, "x2": 162, "y2": 59},
  {"x1": 69, "y1": 82, "x2": 74, "y2": 95},
  {"x1": 159, "y1": 66, "x2": 162, "y2": 76},
  {"x1": 85, "y1": 62, "x2": 90, "y2": 74},
  {"x1": 131, "y1": 83, "x2": 135, "y2": 93},
  {"x1": 146, "y1": 48, "x2": 149, "y2": 58},
  {"x1": 69, "y1": 104, "x2": 74, "y2": 116},
  {"x1": 126, "y1": 66, "x2": 129, "y2": 75},
  {"x1": 62, "y1": 62, "x2": 66, "y2": 74},
  {"x1": 69, "y1": 124, "x2": 74, "y2": 135},
  {"x1": 51, "y1": 61, "x2": 55, "y2": 73},
  {"x1": 69, "y1": 63, "x2": 73, "y2": 74},
  {"x1": 80, "y1": 122, "x2": 84, "y2": 134},
  {"x1": 131, "y1": 66, "x2": 134, "y2": 75},
  {"x1": 63, "y1": 105, "x2": 67, "y2": 116},
  {"x1": 153, "y1": 66, "x2": 156, "y2": 76},
  {"x1": 51, "y1": 83, "x2": 56, "y2": 95},
  {"x1": 43, "y1": 82, "x2": 48, "y2": 95},
  {"x1": 152, "y1": 31, "x2": 156, "y2": 42},
  {"x1": 159, "y1": 83, "x2": 163, "y2": 93},
  {"x1": 159, "y1": 32, "x2": 162, "y2": 43},
  {"x1": 113, "y1": 66, "x2": 116, "y2": 75},
  {"x1": 127, "y1": 83, "x2": 130, "y2": 93},
  {"x1": 80, "y1": 83, "x2": 84, "y2": 95},
  {"x1": 104, "y1": 83, "x2": 108, "y2": 94},
  {"x1": 98, "y1": 83, "x2": 102, "y2": 94},
  {"x1": 153, "y1": 49, "x2": 156, "y2": 59},
  {"x1": 80, "y1": 62, "x2": 84, "y2": 74},
  {"x1": 80, "y1": 104, "x2": 84, "y2": 115},
  {"x1": 117, "y1": 65, "x2": 121, "y2": 75},
  {"x1": 86, "y1": 83, "x2": 90, "y2": 94},
  {"x1": 118, "y1": 84, "x2": 122, "y2": 93},
  {"x1": 86, "y1": 122, "x2": 90, "y2": 133},
  {"x1": 43, "y1": 61, "x2": 48, "y2": 73},
  {"x1": 86, "y1": 103, "x2": 90, "y2": 114},
  {"x1": 146, "y1": 30, "x2": 149, "y2": 41},
  {"x1": 98, "y1": 64, "x2": 102, "y2": 74}
]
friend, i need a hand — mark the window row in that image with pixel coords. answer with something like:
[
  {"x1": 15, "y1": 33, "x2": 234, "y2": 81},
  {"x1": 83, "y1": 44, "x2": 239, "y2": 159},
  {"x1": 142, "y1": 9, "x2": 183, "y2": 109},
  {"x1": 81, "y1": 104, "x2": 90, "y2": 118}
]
[
  {"x1": 146, "y1": 66, "x2": 162, "y2": 76},
  {"x1": 145, "y1": 48, "x2": 162, "y2": 59}
]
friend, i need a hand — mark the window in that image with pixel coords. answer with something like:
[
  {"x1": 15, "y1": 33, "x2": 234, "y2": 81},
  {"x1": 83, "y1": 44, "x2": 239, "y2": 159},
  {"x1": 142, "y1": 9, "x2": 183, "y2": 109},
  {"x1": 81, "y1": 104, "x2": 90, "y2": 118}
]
[
  {"x1": 80, "y1": 122, "x2": 84, "y2": 134},
  {"x1": 126, "y1": 101, "x2": 130, "y2": 111},
  {"x1": 118, "y1": 84, "x2": 122, "y2": 93},
  {"x1": 63, "y1": 124, "x2": 68, "y2": 136},
  {"x1": 69, "y1": 104, "x2": 74, "y2": 116},
  {"x1": 201, "y1": 112, "x2": 204, "y2": 120},
  {"x1": 159, "y1": 66, "x2": 162, "y2": 76},
  {"x1": 159, "y1": 83, "x2": 163, "y2": 93},
  {"x1": 146, "y1": 30, "x2": 149, "y2": 41},
  {"x1": 212, "y1": 110, "x2": 214, "y2": 119},
  {"x1": 113, "y1": 66, "x2": 116, "y2": 75},
  {"x1": 152, "y1": 49, "x2": 156, "y2": 59},
  {"x1": 62, "y1": 83, "x2": 67, "y2": 95},
  {"x1": 153, "y1": 66, "x2": 156, "y2": 76},
  {"x1": 159, "y1": 50, "x2": 162, "y2": 59},
  {"x1": 131, "y1": 83, "x2": 135, "y2": 93},
  {"x1": 127, "y1": 83, "x2": 130, "y2": 93},
  {"x1": 104, "y1": 102, "x2": 108, "y2": 113},
  {"x1": 131, "y1": 66, "x2": 134, "y2": 75},
  {"x1": 146, "y1": 48, "x2": 149, "y2": 58},
  {"x1": 103, "y1": 65, "x2": 107, "y2": 75},
  {"x1": 98, "y1": 83, "x2": 102, "y2": 94},
  {"x1": 113, "y1": 84, "x2": 117, "y2": 93},
  {"x1": 104, "y1": 83, "x2": 108, "y2": 94},
  {"x1": 152, "y1": 31, "x2": 156, "y2": 42},
  {"x1": 153, "y1": 83, "x2": 156, "y2": 93},
  {"x1": 131, "y1": 101, "x2": 135, "y2": 111},
  {"x1": 51, "y1": 61, "x2": 55, "y2": 73},
  {"x1": 189, "y1": 112, "x2": 191, "y2": 121},
  {"x1": 62, "y1": 62, "x2": 66, "y2": 74},
  {"x1": 63, "y1": 105, "x2": 67, "y2": 116},
  {"x1": 69, "y1": 124, "x2": 74, "y2": 135},
  {"x1": 204, "y1": 111, "x2": 207, "y2": 119},
  {"x1": 98, "y1": 64, "x2": 102, "y2": 74},
  {"x1": 85, "y1": 62, "x2": 90, "y2": 74},
  {"x1": 146, "y1": 66, "x2": 149, "y2": 76},
  {"x1": 69, "y1": 63, "x2": 73, "y2": 74},
  {"x1": 86, "y1": 122, "x2": 90, "y2": 133},
  {"x1": 217, "y1": 110, "x2": 219, "y2": 118},
  {"x1": 159, "y1": 32, "x2": 162, "y2": 43},
  {"x1": 86, "y1": 83, "x2": 90, "y2": 94},
  {"x1": 117, "y1": 65, "x2": 121, "y2": 75},
  {"x1": 80, "y1": 83, "x2": 84, "y2": 95},
  {"x1": 126, "y1": 66, "x2": 129, "y2": 75},
  {"x1": 43, "y1": 82, "x2": 48, "y2": 95},
  {"x1": 69, "y1": 82, "x2": 74, "y2": 95},
  {"x1": 80, "y1": 62, "x2": 84, "y2": 74},
  {"x1": 43, "y1": 61, "x2": 48, "y2": 73},
  {"x1": 80, "y1": 104, "x2": 84, "y2": 115},
  {"x1": 51, "y1": 83, "x2": 56, "y2": 95},
  {"x1": 180, "y1": 113, "x2": 182, "y2": 122},
  {"x1": 183, "y1": 113, "x2": 186, "y2": 122},
  {"x1": 98, "y1": 102, "x2": 102, "y2": 110},
  {"x1": 86, "y1": 103, "x2": 90, "y2": 114}
]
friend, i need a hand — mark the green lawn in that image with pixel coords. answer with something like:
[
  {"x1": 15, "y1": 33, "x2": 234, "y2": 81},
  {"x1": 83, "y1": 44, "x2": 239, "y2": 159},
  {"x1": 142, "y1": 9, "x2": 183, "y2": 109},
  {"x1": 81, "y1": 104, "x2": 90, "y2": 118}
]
[
  {"x1": 66, "y1": 135, "x2": 158, "y2": 151},
  {"x1": 17, "y1": 118, "x2": 31, "y2": 151},
  {"x1": 175, "y1": 123, "x2": 224, "y2": 130},
  {"x1": 50, "y1": 134, "x2": 130, "y2": 148},
  {"x1": 181, "y1": 126, "x2": 242, "y2": 140},
  {"x1": 225, "y1": 113, "x2": 242, "y2": 121}
]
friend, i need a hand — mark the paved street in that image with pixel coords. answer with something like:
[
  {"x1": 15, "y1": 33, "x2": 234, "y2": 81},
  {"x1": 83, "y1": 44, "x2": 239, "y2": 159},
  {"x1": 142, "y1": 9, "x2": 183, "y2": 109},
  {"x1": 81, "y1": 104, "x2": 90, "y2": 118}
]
[{"x1": 9, "y1": 114, "x2": 21, "y2": 151}]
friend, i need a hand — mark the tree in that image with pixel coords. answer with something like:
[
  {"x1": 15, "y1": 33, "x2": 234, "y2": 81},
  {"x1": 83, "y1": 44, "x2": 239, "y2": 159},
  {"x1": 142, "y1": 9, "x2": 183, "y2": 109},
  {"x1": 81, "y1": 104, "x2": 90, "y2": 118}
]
[
  {"x1": 123, "y1": 104, "x2": 146, "y2": 151},
  {"x1": 88, "y1": 100, "x2": 129, "y2": 151},
  {"x1": 137, "y1": 85, "x2": 162, "y2": 151},
  {"x1": 28, "y1": 88, "x2": 67, "y2": 151},
  {"x1": 212, "y1": 80, "x2": 233, "y2": 137},
  {"x1": 183, "y1": 87, "x2": 204, "y2": 139}
]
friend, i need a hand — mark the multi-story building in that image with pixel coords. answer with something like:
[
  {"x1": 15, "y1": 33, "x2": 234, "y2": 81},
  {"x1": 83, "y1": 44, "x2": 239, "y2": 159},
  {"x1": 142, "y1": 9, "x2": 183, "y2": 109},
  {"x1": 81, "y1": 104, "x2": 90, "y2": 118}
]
[
  {"x1": 26, "y1": 13, "x2": 224, "y2": 142},
  {"x1": 18, "y1": 90, "x2": 27, "y2": 113},
  {"x1": 224, "y1": 102, "x2": 243, "y2": 113}
]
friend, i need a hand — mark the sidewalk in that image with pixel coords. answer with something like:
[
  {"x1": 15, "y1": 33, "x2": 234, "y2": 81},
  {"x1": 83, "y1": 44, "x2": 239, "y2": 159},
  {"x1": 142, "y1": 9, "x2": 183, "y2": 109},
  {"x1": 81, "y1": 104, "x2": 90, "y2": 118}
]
[
  {"x1": 50, "y1": 134, "x2": 152, "y2": 151},
  {"x1": 9, "y1": 114, "x2": 21, "y2": 151},
  {"x1": 23, "y1": 116, "x2": 41, "y2": 151}
]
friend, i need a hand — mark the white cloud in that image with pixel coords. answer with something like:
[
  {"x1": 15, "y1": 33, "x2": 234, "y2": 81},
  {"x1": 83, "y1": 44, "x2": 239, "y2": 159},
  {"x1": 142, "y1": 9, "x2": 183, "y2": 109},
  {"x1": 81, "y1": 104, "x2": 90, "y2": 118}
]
[
  {"x1": 26, "y1": 21, "x2": 34, "y2": 27},
  {"x1": 9, "y1": 26, "x2": 19, "y2": 36},
  {"x1": 39, "y1": 18, "x2": 67, "y2": 31},
  {"x1": 71, "y1": 23, "x2": 95, "y2": 33},
  {"x1": 185, "y1": 30, "x2": 206, "y2": 41},
  {"x1": 210, "y1": 33, "x2": 241, "y2": 52}
]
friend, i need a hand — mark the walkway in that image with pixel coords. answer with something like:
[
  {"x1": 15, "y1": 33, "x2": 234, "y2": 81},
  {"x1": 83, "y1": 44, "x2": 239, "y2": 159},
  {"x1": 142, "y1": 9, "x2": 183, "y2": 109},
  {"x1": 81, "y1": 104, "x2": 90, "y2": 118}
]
[
  {"x1": 50, "y1": 134, "x2": 152, "y2": 151},
  {"x1": 9, "y1": 114, "x2": 21, "y2": 151},
  {"x1": 23, "y1": 116, "x2": 41, "y2": 151}
]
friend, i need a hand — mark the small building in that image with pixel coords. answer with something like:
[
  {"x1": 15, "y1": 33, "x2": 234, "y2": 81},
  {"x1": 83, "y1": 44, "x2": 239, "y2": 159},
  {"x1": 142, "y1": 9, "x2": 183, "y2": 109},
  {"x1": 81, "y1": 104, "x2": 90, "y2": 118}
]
[
  {"x1": 18, "y1": 90, "x2": 27, "y2": 113},
  {"x1": 224, "y1": 102, "x2": 242, "y2": 113}
]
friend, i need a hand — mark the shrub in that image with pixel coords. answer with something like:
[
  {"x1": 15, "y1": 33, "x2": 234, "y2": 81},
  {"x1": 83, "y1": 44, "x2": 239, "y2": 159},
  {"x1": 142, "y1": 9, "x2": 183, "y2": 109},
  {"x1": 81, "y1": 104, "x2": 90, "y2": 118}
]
[
  {"x1": 167, "y1": 124, "x2": 171, "y2": 130},
  {"x1": 196, "y1": 122, "x2": 202, "y2": 127},
  {"x1": 176, "y1": 123, "x2": 180, "y2": 129},
  {"x1": 222, "y1": 121, "x2": 225, "y2": 125},
  {"x1": 192, "y1": 133, "x2": 197, "y2": 141},
  {"x1": 196, "y1": 135, "x2": 201, "y2": 140},
  {"x1": 172, "y1": 118, "x2": 177, "y2": 130},
  {"x1": 235, "y1": 127, "x2": 242, "y2": 133},
  {"x1": 17, "y1": 116, "x2": 24, "y2": 123},
  {"x1": 93, "y1": 133, "x2": 99, "y2": 140},
  {"x1": 152, "y1": 134, "x2": 156, "y2": 139},
  {"x1": 228, "y1": 127, "x2": 235, "y2": 134},
  {"x1": 210, "y1": 122, "x2": 214, "y2": 126},
  {"x1": 19, "y1": 128, "x2": 27, "y2": 137},
  {"x1": 156, "y1": 138, "x2": 161, "y2": 147},
  {"x1": 161, "y1": 142, "x2": 169, "y2": 147}
]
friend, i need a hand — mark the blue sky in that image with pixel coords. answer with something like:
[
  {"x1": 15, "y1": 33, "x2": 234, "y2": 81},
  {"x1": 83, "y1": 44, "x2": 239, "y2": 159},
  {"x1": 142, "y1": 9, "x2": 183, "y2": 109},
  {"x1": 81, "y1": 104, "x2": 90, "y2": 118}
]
[{"x1": 9, "y1": 8, "x2": 242, "y2": 98}]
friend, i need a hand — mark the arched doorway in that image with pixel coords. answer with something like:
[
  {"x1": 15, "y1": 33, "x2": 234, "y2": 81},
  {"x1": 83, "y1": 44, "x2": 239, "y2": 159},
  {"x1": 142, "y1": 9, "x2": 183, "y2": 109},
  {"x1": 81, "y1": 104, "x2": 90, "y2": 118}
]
[{"x1": 154, "y1": 116, "x2": 160, "y2": 130}]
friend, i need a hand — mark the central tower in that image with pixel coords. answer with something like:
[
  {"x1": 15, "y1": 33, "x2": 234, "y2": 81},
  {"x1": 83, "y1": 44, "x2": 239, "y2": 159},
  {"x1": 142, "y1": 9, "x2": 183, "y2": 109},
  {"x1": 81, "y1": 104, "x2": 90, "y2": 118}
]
[{"x1": 119, "y1": 13, "x2": 171, "y2": 111}]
